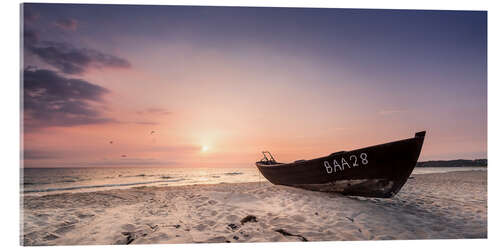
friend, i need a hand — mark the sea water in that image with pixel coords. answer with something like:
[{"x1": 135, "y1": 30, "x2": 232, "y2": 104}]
[
  {"x1": 21, "y1": 167, "x2": 262, "y2": 195},
  {"x1": 21, "y1": 166, "x2": 486, "y2": 195}
]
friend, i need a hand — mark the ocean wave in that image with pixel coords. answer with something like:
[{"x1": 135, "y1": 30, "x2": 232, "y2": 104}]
[
  {"x1": 119, "y1": 174, "x2": 157, "y2": 178},
  {"x1": 23, "y1": 182, "x2": 41, "y2": 186},
  {"x1": 60, "y1": 179, "x2": 78, "y2": 183},
  {"x1": 224, "y1": 172, "x2": 243, "y2": 176},
  {"x1": 22, "y1": 178, "x2": 88, "y2": 186},
  {"x1": 23, "y1": 178, "x2": 186, "y2": 194}
]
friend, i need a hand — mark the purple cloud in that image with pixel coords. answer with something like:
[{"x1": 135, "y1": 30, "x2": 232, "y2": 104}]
[
  {"x1": 23, "y1": 6, "x2": 40, "y2": 23},
  {"x1": 23, "y1": 29, "x2": 39, "y2": 45},
  {"x1": 23, "y1": 68, "x2": 115, "y2": 129},
  {"x1": 23, "y1": 30, "x2": 131, "y2": 75},
  {"x1": 54, "y1": 18, "x2": 78, "y2": 31}
]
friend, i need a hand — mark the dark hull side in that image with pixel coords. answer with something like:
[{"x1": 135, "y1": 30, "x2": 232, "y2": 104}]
[{"x1": 256, "y1": 131, "x2": 426, "y2": 198}]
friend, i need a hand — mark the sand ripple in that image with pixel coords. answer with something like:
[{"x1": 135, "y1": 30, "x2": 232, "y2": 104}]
[{"x1": 21, "y1": 170, "x2": 487, "y2": 245}]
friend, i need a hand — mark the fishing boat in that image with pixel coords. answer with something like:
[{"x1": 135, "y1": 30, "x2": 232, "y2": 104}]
[{"x1": 256, "y1": 131, "x2": 426, "y2": 198}]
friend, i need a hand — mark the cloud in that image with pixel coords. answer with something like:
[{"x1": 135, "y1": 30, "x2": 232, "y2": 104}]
[
  {"x1": 23, "y1": 29, "x2": 39, "y2": 45},
  {"x1": 128, "y1": 108, "x2": 171, "y2": 126},
  {"x1": 54, "y1": 18, "x2": 78, "y2": 31},
  {"x1": 23, "y1": 68, "x2": 115, "y2": 129},
  {"x1": 23, "y1": 149, "x2": 59, "y2": 160},
  {"x1": 23, "y1": 6, "x2": 40, "y2": 23},
  {"x1": 24, "y1": 30, "x2": 131, "y2": 75},
  {"x1": 137, "y1": 108, "x2": 171, "y2": 116},
  {"x1": 133, "y1": 121, "x2": 159, "y2": 125}
]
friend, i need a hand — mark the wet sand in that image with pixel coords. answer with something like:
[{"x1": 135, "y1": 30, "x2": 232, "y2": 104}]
[{"x1": 21, "y1": 170, "x2": 487, "y2": 245}]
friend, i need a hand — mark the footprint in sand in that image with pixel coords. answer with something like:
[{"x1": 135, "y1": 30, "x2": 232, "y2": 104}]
[
  {"x1": 291, "y1": 215, "x2": 306, "y2": 223},
  {"x1": 54, "y1": 221, "x2": 76, "y2": 235},
  {"x1": 121, "y1": 224, "x2": 137, "y2": 231},
  {"x1": 194, "y1": 224, "x2": 207, "y2": 231},
  {"x1": 43, "y1": 233, "x2": 59, "y2": 241},
  {"x1": 226, "y1": 215, "x2": 238, "y2": 221},
  {"x1": 204, "y1": 236, "x2": 229, "y2": 243},
  {"x1": 35, "y1": 213, "x2": 50, "y2": 218},
  {"x1": 270, "y1": 216, "x2": 293, "y2": 225},
  {"x1": 77, "y1": 213, "x2": 95, "y2": 219}
]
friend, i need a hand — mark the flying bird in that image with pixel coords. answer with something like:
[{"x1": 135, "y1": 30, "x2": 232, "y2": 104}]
[
  {"x1": 150, "y1": 130, "x2": 155, "y2": 135},
  {"x1": 109, "y1": 141, "x2": 113, "y2": 144},
  {"x1": 121, "y1": 154, "x2": 127, "y2": 158}
]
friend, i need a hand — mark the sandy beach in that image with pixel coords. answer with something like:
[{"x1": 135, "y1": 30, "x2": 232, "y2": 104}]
[{"x1": 21, "y1": 170, "x2": 487, "y2": 245}]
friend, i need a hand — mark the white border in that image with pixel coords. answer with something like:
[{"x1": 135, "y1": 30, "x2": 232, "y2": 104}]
[{"x1": 2, "y1": 1, "x2": 497, "y2": 250}]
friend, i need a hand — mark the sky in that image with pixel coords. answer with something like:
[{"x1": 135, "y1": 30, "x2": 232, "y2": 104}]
[{"x1": 21, "y1": 4, "x2": 487, "y2": 168}]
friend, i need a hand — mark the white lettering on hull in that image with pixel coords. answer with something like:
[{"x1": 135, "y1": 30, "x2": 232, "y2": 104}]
[{"x1": 324, "y1": 153, "x2": 368, "y2": 174}]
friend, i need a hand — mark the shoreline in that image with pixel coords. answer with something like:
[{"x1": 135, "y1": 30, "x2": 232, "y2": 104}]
[
  {"x1": 20, "y1": 167, "x2": 488, "y2": 197},
  {"x1": 22, "y1": 170, "x2": 487, "y2": 245},
  {"x1": 21, "y1": 168, "x2": 487, "y2": 196}
]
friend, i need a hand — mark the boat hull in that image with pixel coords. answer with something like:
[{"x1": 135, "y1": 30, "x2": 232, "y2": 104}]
[{"x1": 256, "y1": 131, "x2": 426, "y2": 198}]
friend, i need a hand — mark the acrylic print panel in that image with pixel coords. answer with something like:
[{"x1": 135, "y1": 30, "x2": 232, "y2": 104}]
[{"x1": 21, "y1": 3, "x2": 487, "y2": 246}]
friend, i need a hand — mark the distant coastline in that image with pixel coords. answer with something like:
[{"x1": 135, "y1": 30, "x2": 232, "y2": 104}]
[{"x1": 416, "y1": 159, "x2": 487, "y2": 168}]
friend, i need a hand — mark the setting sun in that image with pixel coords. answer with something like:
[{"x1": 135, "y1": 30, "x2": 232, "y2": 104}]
[{"x1": 201, "y1": 145, "x2": 209, "y2": 152}]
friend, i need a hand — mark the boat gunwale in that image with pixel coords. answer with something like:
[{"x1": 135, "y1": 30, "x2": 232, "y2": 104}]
[{"x1": 256, "y1": 135, "x2": 422, "y2": 169}]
